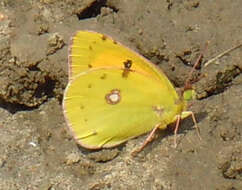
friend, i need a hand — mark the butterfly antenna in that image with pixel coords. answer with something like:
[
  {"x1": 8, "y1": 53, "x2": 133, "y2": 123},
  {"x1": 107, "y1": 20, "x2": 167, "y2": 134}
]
[{"x1": 184, "y1": 41, "x2": 209, "y2": 89}]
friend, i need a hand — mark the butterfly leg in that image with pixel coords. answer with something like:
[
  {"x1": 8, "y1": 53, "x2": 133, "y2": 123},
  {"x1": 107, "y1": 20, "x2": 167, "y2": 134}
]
[
  {"x1": 131, "y1": 124, "x2": 160, "y2": 156},
  {"x1": 175, "y1": 111, "x2": 201, "y2": 147},
  {"x1": 189, "y1": 111, "x2": 202, "y2": 140},
  {"x1": 174, "y1": 114, "x2": 181, "y2": 148},
  {"x1": 181, "y1": 111, "x2": 201, "y2": 140}
]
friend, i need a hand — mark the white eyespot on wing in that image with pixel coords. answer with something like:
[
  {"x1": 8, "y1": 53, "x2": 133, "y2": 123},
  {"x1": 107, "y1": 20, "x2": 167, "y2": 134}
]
[{"x1": 105, "y1": 89, "x2": 121, "y2": 105}]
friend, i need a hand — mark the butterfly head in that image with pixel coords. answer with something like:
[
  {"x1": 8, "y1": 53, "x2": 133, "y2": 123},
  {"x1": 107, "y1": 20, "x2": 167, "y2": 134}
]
[{"x1": 182, "y1": 82, "x2": 196, "y2": 102}]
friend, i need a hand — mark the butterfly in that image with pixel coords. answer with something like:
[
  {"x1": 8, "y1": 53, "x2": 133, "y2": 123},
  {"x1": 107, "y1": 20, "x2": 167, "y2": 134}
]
[{"x1": 63, "y1": 31, "x2": 200, "y2": 154}]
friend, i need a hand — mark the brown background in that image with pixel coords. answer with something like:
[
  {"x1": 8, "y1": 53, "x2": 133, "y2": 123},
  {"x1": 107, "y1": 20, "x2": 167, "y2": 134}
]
[{"x1": 0, "y1": 0, "x2": 241, "y2": 189}]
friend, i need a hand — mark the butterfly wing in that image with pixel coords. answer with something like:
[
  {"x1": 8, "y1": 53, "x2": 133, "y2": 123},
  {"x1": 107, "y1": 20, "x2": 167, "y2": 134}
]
[
  {"x1": 70, "y1": 31, "x2": 176, "y2": 96},
  {"x1": 63, "y1": 68, "x2": 182, "y2": 149}
]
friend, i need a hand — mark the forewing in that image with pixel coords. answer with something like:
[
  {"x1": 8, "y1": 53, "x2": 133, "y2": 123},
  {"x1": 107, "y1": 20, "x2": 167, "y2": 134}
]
[{"x1": 69, "y1": 31, "x2": 176, "y2": 98}]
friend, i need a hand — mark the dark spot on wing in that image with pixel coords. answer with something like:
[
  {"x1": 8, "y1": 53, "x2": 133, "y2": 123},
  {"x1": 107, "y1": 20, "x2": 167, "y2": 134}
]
[
  {"x1": 88, "y1": 64, "x2": 93, "y2": 68},
  {"x1": 88, "y1": 84, "x2": 92, "y2": 88},
  {"x1": 100, "y1": 73, "x2": 107, "y2": 80},
  {"x1": 101, "y1": 35, "x2": 107, "y2": 41},
  {"x1": 123, "y1": 59, "x2": 133, "y2": 69},
  {"x1": 152, "y1": 106, "x2": 164, "y2": 118},
  {"x1": 122, "y1": 59, "x2": 133, "y2": 78}
]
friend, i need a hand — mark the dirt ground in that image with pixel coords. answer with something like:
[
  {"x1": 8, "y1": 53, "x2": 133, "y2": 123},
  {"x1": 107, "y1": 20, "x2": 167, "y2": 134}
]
[{"x1": 0, "y1": 0, "x2": 242, "y2": 189}]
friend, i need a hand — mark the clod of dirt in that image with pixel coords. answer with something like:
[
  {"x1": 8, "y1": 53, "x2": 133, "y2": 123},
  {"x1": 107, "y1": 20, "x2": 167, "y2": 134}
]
[
  {"x1": 46, "y1": 33, "x2": 65, "y2": 55},
  {"x1": 66, "y1": 152, "x2": 81, "y2": 165},
  {"x1": 175, "y1": 45, "x2": 201, "y2": 67},
  {"x1": 88, "y1": 181, "x2": 111, "y2": 190},
  {"x1": 184, "y1": 0, "x2": 200, "y2": 10},
  {"x1": 0, "y1": 35, "x2": 10, "y2": 64},
  {"x1": 34, "y1": 19, "x2": 49, "y2": 35},
  {"x1": 219, "y1": 122, "x2": 237, "y2": 141},
  {"x1": 74, "y1": 159, "x2": 96, "y2": 176},
  {"x1": 216, "y1": 142, "x2": 242, "y2": 179},
  {"x1": 195, "y1": 65, "x2": 241, "y2": 99},
  {"x1": 87, "y1": 149, "x2": 120, "y2": 162},
  {"x1": 0, "y1": 62, "x2": 56, "y2": 107},
  {"x1": 0, "y1": 157, "x2": 6, "y2": 168},
  {"x1": 0, "y1": 31, "x2": 67, "y2": 107}
]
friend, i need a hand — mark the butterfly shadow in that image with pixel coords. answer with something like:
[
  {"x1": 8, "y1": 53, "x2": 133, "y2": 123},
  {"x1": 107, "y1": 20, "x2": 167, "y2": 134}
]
[
  {"x1": 140, "y1": 111, "x2": 208, "y2": 156},
  {"x1": 78, "y1": 144, "x2": 125, "y2": 163},
  {"x1": 0, "y1": 99, "x2": 38, "y2": 114},
  {"x1": 169, "y1": 111, "x2": 207, "y2": 134}
]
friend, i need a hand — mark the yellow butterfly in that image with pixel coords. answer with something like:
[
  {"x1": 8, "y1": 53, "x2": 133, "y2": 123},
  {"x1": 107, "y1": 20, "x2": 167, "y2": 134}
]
[{"x1": 63, "y1": 31, "x2": 199, "y2": 154}]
